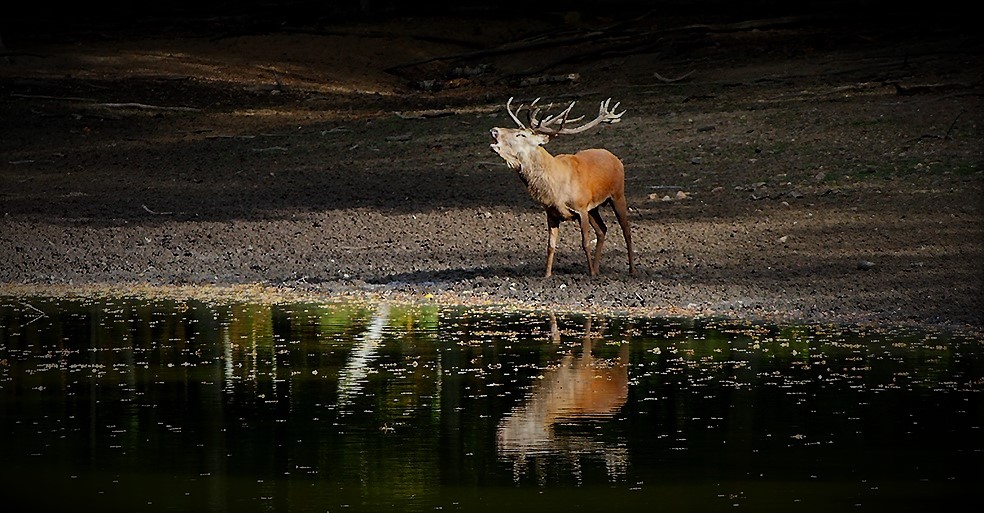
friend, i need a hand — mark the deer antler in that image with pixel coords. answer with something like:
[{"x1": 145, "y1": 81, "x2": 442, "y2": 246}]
[
  {"x1": 534, "y1": 98, "x2": 625, "y2": 135},
  {"x1": 505, "y1": 97, "x2": 625, "y2": 135}
]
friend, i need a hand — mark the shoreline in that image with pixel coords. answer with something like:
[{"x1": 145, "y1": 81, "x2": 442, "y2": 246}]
[{"x1": 3, "y1": 281, "x2": 981, "y2": 337}]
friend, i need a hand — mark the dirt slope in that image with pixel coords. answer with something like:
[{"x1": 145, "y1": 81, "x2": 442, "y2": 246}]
[{"x1": 1, "y1": 12, "x2": 981, "y2": 331}]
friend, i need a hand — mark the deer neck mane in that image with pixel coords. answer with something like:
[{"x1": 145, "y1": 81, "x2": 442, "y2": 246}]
[{"x1": 515, "y1": 146, "x2": 562, "y2": 207}]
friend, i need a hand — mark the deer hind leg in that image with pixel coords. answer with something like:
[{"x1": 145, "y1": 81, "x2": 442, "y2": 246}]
[
  {"x1": 545, "y1": 214, "x2": 561, "y2": 278},
  {"x1": 576, "y1": 210, "x2": 597, "y2": 276},
  {"x1": 611, "y1": 193, "x2": 634, "y2": 274},
  {"x1": 588, "y1": 207, "x2": 608, "y2": 275}
]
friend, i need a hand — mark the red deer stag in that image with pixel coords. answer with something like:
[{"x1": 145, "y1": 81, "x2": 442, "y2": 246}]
[{"x1": 489, "y1": 97, "x2": 634, "y2": 277}]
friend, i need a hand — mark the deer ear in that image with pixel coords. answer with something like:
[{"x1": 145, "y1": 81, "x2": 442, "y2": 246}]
[{"x1": 533, "y1": 133, "x2": 551, "y2": 146}]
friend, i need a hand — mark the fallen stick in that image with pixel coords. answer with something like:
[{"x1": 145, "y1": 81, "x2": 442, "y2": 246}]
[
  {"x1": 654, "y1": 70, "x2": 696, "y2": 83},
  {"x1": 97, "y1": 102, "x2": 201, "y2": 112},
  {"x1": 12, "y1": 94, "x2": 202, "y2": 112},
  {"x1": 20, "y1": 302, "x2": 47, "y2": 317},
  {"x1": 11, "y1": 93, "x2": 98, "y2": 102},
  {"x1": 142, "y1": 204, "x2": 173, "y2": 215}
]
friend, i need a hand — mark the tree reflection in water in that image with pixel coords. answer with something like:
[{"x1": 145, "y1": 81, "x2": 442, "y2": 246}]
[
  {"x1": 336, "y1": 302, "x2": 391, "y2": 407},
  {"x1": 496, "y1": 314, "x2": 630, "y2": 484}
]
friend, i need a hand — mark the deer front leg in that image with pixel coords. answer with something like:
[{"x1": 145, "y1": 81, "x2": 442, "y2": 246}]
[
  {"x1": 577, "y1": 210, "x2": 596, "y2": 276},
  {"x1": 545, "y1": 214, "x2": 561, "y2": 278}
]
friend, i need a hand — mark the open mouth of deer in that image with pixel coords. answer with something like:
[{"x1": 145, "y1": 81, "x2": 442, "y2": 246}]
[{"x1": 489, "y1": 128, "x2": 500, "y2": 152}]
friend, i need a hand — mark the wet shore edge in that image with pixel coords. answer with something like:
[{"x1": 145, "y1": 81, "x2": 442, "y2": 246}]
[{"x1": 3, "y1": 281, "x2": 981, "y2": 338}]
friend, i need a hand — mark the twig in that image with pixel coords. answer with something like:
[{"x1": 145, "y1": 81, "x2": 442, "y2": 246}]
[
  {"x1": 11, "y1": 94, "x2": 201, "y2": 112},
  {"x1": 19, "y1": 302, "x2": 47, "y2": 327},
  {"x1": 394, "y1": 104, "x2": 500, "y2": 119},
  {"x1": 97, "y1": 102, "x2": 201, "y2": 112},
  {"x1": 11, "y1": 93, "x2": 98, "y2": 102},
  {"x1": 901, "y1": 109, "x2": 966, "y2": 150},
  {"x1": 142, "y1": 204, "x2": 173, "y2": 215},
  {"x1": 892, "y1": 82, "x2": 972, "y2": 96},
  {"x1": 20, "y1": 302, "x2": 46, "y2": 317},
  {"x1": 942, "y1": 109, "x2": 965, "y2": 140},
  {"x1": 517, "y1": 73, "x2": 581, "y2": 87},
  {"x1": 654, "y1": 70, "x2": 696, "y2": 83}
]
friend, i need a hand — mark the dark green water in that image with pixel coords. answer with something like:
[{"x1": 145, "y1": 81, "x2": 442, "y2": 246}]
[{"x1": 1, "y1": 297, "x2": 981, "y2": 512}]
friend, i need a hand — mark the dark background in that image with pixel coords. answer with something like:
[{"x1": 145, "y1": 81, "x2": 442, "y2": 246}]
[{"x1": 2, "y1": 1, "x2": 970, "y2": 44}]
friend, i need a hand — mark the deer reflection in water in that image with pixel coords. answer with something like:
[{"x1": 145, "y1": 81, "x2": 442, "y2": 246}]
[{"x1": 496, "y1": 314, "x2": 630, "y2": 483}]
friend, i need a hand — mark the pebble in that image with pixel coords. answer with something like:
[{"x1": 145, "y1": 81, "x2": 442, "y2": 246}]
[{"x1": 857, "y1": 260, "x2": 876, "y2": 271}]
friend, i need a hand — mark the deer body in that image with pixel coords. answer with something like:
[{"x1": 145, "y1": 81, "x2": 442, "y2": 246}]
[{"x1": 490, "y1": 97, "x2": 634, "y2": 277}]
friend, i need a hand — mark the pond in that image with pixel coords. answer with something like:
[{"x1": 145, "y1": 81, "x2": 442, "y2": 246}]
[{"x1": 1, "y1": 296, "x2": 981, "y2": 512}]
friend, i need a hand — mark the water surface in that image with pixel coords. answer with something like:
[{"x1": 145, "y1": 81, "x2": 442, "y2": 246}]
[{"x1": 1, "y1": 297, "x2": 981, "y2": 512}]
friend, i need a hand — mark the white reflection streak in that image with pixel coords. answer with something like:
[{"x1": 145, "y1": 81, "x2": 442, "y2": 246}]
[
  {"x1": 223, "y1": 329, "x2": 235, "y2": 395},
  {"x1": 336, "y1": 303, "x2": 390, "y2": 407}
]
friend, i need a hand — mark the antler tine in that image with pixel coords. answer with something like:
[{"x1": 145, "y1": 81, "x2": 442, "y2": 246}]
[
  {"x1": 539, "y1": 100, "x2": 579, "y2": 128},
  {"x1": 542, "y1": 114, "x2": 585, "y2": 127},
  {"x1": 505, "y1": 97, "x2": 528, "y2": 129},
  {"x1": 529, "y1": 102, "x2": 542, "y2": 128},
  {"x1": 526, "y1": 98, "x2": 549, "y2": 128},
  {"x1": 602, "y1": 98, "x2": 626, "y2": 119},
  {"x1": 552, "y1": 100, "x2": 577, "y2": 121},
  {"x1": 553, "y1": 102, "x2": 575, "y2": 132}
]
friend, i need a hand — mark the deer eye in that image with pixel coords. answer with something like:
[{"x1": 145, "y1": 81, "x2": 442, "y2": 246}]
[{"x1": 516, "y1": 133, "x2": 525, "y2": 138}]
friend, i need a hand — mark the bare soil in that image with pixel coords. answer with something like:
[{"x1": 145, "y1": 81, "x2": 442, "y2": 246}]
[{"x1": 1, "y1": 12, "x2": 981, "y2": 331}]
